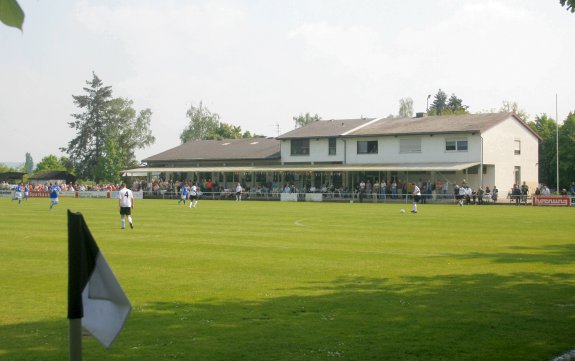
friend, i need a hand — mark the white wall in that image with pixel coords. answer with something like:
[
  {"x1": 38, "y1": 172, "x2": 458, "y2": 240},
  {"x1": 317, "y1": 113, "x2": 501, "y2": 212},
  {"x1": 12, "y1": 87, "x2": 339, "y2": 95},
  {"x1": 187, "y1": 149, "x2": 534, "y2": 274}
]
[
  {"x1": 343, "y1": 134, "x2": 481, "y2": 165},
  {"x1": 482, "y1": 116, "x2": 539, "y2": 192},
  {"x1": 280, "y1": 115, "x2": 539, "y2": 194},
  {"x1": 281, "y1": 138, "x2": 345, "y2": 163}
]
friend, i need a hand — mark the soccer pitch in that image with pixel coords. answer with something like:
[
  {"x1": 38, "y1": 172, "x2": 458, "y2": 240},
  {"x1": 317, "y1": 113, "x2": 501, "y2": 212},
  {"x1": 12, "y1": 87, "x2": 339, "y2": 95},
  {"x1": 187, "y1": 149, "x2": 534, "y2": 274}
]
[{"x1": 0, "y1": 197, "x2": 574, "y2": 361}]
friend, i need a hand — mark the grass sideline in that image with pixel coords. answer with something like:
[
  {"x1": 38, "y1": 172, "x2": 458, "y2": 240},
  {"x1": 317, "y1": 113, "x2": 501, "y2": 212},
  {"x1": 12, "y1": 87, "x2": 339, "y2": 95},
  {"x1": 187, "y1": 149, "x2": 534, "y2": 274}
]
[{"x1": 0, "y1": 197, "x2": 574, "y2": 361}]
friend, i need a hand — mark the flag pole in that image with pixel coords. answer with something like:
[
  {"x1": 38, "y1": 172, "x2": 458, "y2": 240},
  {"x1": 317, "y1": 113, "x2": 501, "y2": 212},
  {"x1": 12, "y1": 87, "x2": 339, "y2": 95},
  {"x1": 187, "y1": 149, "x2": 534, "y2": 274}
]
[
  {"x1": 556, "y1": 93, "x2": 559, "y2": 194},
  {"x1": 69, "y1": 318, "x2": 82, "y2": 361},
  {"x1": 68, "y1": 210, "x2": 83, "y2": 361}
]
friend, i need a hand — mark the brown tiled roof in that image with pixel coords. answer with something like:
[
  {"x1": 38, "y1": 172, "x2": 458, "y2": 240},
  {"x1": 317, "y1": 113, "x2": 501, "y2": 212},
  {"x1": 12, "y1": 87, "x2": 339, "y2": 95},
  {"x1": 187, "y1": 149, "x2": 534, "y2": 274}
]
[
  {"x1": 276, "y1": 118, "x2": 375, "y2": 139},
  {"x1": 143, "y1": 138, "x2": 280, "y2": 163},
  {"x1": 351, "y1": 112, "x2": 540, "y2": 138}
]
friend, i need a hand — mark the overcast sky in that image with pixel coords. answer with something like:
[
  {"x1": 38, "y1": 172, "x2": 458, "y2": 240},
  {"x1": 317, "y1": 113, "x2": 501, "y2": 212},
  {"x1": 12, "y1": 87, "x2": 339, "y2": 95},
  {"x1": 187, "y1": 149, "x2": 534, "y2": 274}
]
[{"x1": 1, "y1": 0, "x2": 574, "y2": 164}]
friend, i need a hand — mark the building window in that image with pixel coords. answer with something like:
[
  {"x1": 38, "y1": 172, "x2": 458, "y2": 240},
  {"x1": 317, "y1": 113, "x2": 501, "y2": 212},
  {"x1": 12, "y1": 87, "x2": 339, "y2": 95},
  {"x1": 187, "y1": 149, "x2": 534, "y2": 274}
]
[
  {"x1": 400, "y1": 138, "x2": 422, "y2": 153},
  {"x1": 445, "y1": 139, "x2": 468, "y2": 152},
  {"x1": 514, "y1": 139, "x2": 521, "y2": 155},
  {"x1": 357, "y1": 140, "x2": 378, "y2": 154},
  {"x1": 291, "y1": 139, "x2": 309, "y2": 155},
  {"x1": 328, "y1": 138, "x2": 337, "y2": 155}
]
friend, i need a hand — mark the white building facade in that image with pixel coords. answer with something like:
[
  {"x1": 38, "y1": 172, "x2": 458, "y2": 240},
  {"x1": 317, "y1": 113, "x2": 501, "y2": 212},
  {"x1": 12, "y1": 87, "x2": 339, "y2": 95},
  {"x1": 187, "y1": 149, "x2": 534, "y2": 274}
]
[
  {"x1": 128, "y1": 112, "x2": 540, "y2": 199},
  {"x1": 278, "y1": 113, "x2": 540, "y2": 194}
]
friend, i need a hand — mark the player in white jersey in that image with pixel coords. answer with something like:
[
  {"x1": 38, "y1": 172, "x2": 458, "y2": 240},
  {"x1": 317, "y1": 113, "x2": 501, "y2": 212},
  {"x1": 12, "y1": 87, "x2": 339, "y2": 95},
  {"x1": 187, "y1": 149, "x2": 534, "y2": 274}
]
[
  {"x1": 411, "y1": 183, "x2": 421, "y2": 213},
  {"x1": 189, "y1": 182, "x2": 199, "y2": 208},
  {"x1": 118, "y1": 183, "x2": 134, "y2": 229}
]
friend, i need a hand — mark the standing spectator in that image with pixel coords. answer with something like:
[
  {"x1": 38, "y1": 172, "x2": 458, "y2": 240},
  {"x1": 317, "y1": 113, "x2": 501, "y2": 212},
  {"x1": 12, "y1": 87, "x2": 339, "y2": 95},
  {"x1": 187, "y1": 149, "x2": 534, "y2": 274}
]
[
  {"x1": 118, "y1": 182, "x2": 134, "y2": 229},
  {"x1": 477, "y1": 187, "x2": 484, "y2": 205},
  {"x1": 458, "y1": 184, "x2": 466, "y2": 206},
  {"x1": 235, "y1": 182, "x2": 243, "y2": 201},
  {"x1": 391, "y1": 179, "x2": 398, "y2": 199},
  {"x1": 512, "y1": 184, "x2": 521, "y2": 205},
  {"x1": 492, "y1": 186, "x2": 499, "y2": 202},
  {"x1": 521, "y1": 181, "x2": 529, "y2": 205},
  {"x1": 484, "y1": 186, "x2": 491, "y2": 203}
]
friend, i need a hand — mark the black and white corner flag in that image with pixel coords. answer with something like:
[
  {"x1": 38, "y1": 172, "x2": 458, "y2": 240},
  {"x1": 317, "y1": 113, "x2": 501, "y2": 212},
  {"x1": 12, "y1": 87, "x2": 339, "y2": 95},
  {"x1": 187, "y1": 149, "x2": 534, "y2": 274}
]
[{"x1": 67, "y1": 210, "x2": 131, "y2": 348}]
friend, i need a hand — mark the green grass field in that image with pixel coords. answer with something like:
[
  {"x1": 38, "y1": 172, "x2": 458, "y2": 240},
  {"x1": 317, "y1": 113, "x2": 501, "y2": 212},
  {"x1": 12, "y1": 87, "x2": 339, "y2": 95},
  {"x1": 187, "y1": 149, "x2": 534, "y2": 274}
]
[{"x1": 0, "y1": 197, "x2": 574, "y2": 361}]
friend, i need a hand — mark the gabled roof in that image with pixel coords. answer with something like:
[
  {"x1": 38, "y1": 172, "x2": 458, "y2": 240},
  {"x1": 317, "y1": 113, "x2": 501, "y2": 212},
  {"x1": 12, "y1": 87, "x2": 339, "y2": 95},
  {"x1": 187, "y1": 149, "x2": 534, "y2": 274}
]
[
  {"x1": 350, "y1": 112, "x2": 542, "y2": 139},
  {"x1": 276, "y1": 113, "x2": 541, "y2": 140},
  {"x1": 276, "y1": 118, "x2": 376, "y2": 139},
  {"x1": 143, "y1": 137, "x2": 281, "y2": 163}
]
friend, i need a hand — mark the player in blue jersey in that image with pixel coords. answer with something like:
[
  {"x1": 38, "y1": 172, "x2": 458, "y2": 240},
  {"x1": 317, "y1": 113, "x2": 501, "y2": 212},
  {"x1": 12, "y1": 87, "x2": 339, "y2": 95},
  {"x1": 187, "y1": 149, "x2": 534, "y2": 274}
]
[
  {"x1": 13, "y1": 182, "x2": 24, "y2": 204},
  {"x1": 24, "y1": 183, "x2": 30, "y2": 201},
  {"x1": 178, "y1": 182, "x2": 189, "y2": 205},
  {"x1": 49, "y1": 181, "x2": 61, "y2": 210}
]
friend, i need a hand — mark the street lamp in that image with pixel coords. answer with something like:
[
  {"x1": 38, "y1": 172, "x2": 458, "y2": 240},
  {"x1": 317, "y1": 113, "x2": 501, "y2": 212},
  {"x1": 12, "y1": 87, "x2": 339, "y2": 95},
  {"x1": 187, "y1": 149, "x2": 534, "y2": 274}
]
[{"x1": 426, "y1": 94, "x2": 431, "y2": 112}]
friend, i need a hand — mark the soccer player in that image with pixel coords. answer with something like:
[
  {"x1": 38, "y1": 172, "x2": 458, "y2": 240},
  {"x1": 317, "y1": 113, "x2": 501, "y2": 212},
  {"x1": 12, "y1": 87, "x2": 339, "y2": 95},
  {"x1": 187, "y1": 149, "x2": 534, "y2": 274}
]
[
  {"x1": 118, "y1": 183, "x2": 134, "y2": 229},
  {"x1": 49, "y1": 181, "x2": 60, "y2": 210},
  {"x1": 13, "y1": 182, "x2": 24, "y2": 204},
  {"x1": 178, "y1": 182, "x2": 188, "y2": 205},
  {"x1": 24, "y1": 183, "x2": 30, "y2": 201},
  {"x1": 189, "y1": 182, "x2": 198, "y2": 209},
  {"x1": 411, "y1": 182, "x2": 421, "y2": 213}
]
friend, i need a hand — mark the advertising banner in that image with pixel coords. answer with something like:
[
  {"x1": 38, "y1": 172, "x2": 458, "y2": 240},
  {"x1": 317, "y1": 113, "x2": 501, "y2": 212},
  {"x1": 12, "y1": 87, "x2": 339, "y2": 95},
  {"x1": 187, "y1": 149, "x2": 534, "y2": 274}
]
[{"x1": 533, "y1": 196, "x2": 571, "y2": 207}]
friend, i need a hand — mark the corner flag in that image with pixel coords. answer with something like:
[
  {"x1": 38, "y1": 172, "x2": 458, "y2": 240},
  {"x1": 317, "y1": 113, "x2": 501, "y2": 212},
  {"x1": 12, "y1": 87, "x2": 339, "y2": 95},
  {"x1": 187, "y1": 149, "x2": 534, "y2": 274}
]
[{"x1": 67, "y1": 210, "x2": 131, "y2": 349}]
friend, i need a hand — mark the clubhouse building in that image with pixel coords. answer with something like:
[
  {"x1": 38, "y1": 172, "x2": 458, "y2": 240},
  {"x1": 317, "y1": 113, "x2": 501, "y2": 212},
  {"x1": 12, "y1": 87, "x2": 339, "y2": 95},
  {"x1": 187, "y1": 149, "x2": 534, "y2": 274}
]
[{"x1": 125, "y1": 112, "x2": 540, "y2": 197}]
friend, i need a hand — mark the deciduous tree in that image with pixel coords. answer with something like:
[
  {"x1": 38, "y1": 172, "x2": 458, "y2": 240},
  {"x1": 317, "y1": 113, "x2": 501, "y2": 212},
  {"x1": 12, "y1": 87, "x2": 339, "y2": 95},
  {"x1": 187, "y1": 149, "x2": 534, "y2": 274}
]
[
  {"x1": 180, "y1": 102, "x2": 220, "y2": 142},
  {"x1": 558, "y1": 112, "x2": 575, "y2": 187},
  {"x1": 500, "y1": 100, "x2": 529, "y2": 121},
  {"x1": 398, "y1": 98, "x2": 414, "y2": 118},
  {"x1": 180, "y1": 102, "x2": 256, "y2": 142},
  {"x1": 34, "y1": 155, "x2": 65, "y2": 174},
  {"x1": 293, "y1": 113, "x2": 321, "y2": 128},
  {"x1": 529, "y1": 114, "x2": 558, "y2": 189}
]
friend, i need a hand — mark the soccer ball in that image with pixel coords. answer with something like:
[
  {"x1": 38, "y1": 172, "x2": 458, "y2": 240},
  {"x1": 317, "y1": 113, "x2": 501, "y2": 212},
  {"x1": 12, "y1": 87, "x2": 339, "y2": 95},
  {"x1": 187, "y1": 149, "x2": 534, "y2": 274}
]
[{"x1": 400, "y1": 209, "x2": 405, "y2": 213}]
